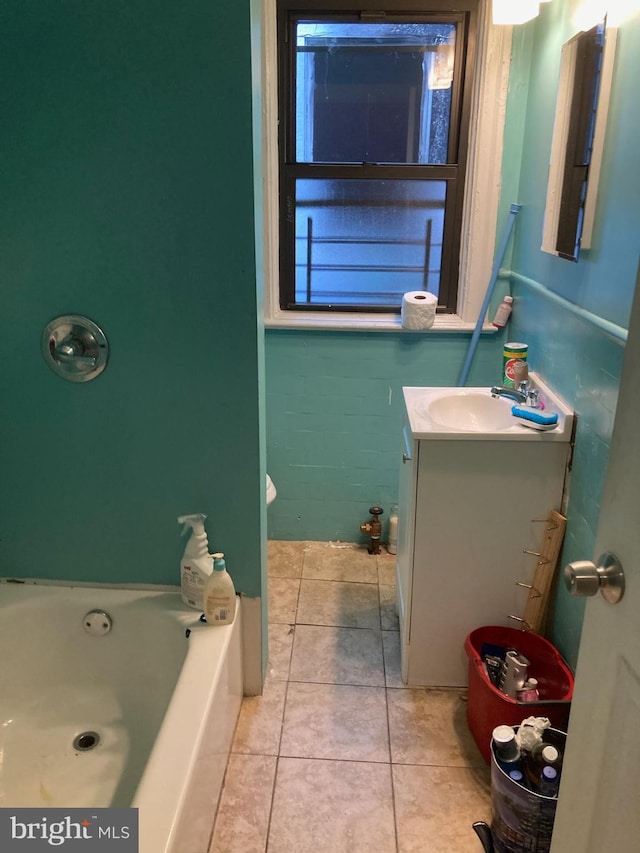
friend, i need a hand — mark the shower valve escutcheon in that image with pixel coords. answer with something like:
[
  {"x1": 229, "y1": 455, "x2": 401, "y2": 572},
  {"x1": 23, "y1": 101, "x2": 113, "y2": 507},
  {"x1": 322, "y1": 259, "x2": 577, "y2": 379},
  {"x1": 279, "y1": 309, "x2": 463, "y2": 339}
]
[
  {"x1": 360, "y1": 506, "x2": 384, "y2": 555},
  {"x1": 42, "y1": 314, "x2": 109, "y2": 383}
]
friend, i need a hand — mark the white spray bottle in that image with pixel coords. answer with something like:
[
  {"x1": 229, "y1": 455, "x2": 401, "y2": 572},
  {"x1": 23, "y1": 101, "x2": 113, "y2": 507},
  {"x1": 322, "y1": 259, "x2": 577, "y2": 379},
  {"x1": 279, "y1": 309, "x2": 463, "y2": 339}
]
[
  {"x1": 203, "y1": 552, "x2": 236, "y2": 626},
  {"x1": 177, "y1": 513, "x2": 213, "y2": 610}
]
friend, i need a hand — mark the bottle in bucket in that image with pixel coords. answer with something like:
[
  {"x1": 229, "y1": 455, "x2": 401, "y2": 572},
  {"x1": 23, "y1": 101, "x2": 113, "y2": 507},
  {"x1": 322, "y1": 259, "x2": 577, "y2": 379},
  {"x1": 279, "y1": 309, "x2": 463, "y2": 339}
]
[
  {"x1": 517, "y1": 678, "x2": 540, "y2": 702},
  {"x1": 503, "y1": 342, "x2": 528, "y2": 387},
  {"x1": 492, "y1": 725, "x2": 523, "y2": 774},
  {"x1": 499, "y1": 649, "x2": 530, "y2": 698},
  {"x1": 524, "y1": 742, "x2": 563, "y2": 793},
  {"x1": 538, "y1": 766, "x2": 560, "y2": 798}
]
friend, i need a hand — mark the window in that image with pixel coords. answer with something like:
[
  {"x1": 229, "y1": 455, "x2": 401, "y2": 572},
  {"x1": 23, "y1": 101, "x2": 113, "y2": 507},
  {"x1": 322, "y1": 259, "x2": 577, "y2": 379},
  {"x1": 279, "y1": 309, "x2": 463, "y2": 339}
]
[{"x1": 277, "y1": 0, "x2": 479, "y2": 314}]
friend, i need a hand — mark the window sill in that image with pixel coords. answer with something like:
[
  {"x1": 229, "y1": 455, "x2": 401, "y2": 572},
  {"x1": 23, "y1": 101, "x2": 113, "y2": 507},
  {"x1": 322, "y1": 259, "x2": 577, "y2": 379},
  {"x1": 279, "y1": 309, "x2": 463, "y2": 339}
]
[{"x1": 265, "y1": 310, "x2": 499, "y2": 333}]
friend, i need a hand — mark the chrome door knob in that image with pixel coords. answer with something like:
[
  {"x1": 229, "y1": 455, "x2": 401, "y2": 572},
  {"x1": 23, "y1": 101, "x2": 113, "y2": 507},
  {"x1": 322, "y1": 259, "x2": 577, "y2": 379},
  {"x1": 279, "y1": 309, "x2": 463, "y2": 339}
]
[{"x1": 564, "y1": 551, "x2": 625, "y2": 604}]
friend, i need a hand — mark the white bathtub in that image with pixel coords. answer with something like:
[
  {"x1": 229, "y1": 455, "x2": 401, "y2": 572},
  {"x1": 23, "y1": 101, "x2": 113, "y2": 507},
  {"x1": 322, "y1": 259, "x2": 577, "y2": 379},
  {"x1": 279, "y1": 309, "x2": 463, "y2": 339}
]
[{"x1": 0, "y1": 581, "x2": 243, "y2": 853}]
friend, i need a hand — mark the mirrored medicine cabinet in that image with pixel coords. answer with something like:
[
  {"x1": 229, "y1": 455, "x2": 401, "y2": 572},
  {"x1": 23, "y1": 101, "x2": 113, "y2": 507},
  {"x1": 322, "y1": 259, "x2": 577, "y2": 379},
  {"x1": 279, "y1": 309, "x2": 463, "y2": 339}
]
[{"x1": 542, "y1": 19, "x2": 618, "y2": 262}]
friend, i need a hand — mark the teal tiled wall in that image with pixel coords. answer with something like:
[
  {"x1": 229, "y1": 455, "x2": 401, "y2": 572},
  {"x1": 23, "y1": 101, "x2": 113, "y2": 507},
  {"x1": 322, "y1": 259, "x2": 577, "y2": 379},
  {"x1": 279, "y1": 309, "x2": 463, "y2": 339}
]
[
  {"x1": 266, "y1": 330, "x2": 504, "y2": 541},
  {"x1": 0, "y1": 0, "x2": 264, "y2": 596}
]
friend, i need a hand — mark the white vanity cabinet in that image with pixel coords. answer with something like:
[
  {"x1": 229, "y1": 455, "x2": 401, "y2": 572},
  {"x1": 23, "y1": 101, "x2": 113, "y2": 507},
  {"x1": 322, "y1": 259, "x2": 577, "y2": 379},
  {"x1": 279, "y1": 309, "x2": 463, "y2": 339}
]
[{"x1": 396, "y1": 384, "x2": 573, "y2": 687}]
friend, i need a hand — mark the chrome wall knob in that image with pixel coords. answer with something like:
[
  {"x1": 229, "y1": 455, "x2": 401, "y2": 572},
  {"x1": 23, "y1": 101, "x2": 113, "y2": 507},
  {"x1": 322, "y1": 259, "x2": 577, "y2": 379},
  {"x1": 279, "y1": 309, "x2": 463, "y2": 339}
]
[
  {"x1": 55, "y1": 339, "x2": 96, "y2": 367},
  {"x1": 564, "y1": 551, "x2": 625, "y2": 604},
  {"x1": 42, "y1": 315, "x2": 109, "y2": 382}
]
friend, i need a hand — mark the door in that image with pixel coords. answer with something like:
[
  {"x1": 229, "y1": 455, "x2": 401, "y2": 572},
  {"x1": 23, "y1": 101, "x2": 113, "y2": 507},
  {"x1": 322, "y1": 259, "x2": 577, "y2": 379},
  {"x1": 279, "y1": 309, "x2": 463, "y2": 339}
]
[{"x1": 551, "y1": 267, "x2": 640, "y2": 852}]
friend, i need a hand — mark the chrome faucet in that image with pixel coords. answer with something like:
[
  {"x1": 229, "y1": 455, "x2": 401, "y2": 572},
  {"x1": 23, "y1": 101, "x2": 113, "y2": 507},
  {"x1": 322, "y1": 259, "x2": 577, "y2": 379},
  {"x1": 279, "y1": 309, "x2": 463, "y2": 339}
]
[
  {"x1": 490, "y1": 385, "x2": 527, "y2": 404},
  {"x1": 490, "y1": 383, "x2": 540, "y2": 408}
]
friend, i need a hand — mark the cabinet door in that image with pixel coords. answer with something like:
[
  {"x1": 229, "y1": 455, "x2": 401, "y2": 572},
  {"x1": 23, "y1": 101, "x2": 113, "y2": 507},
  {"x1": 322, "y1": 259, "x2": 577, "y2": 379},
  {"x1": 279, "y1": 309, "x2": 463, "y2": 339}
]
[{"x1": 409, "y1": 438, "x2": 569, "y2": 686}]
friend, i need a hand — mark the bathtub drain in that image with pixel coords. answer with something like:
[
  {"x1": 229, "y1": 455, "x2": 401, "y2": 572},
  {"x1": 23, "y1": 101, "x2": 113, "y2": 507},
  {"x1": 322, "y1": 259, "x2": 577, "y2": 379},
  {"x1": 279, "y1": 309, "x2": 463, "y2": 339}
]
[{"x1": 73, "y1": 731, "x2": 100, "y2": 751}]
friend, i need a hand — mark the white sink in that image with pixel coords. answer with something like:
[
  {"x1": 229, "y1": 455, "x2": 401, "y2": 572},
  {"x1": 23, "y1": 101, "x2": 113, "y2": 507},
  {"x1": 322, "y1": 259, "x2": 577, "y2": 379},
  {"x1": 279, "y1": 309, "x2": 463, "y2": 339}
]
[
  {"x1": 421, "y1": 392, "x2": 514, "y2": 432},
  {"x1": 403, "y1": 377, "x2": 573, "y2": 441}
]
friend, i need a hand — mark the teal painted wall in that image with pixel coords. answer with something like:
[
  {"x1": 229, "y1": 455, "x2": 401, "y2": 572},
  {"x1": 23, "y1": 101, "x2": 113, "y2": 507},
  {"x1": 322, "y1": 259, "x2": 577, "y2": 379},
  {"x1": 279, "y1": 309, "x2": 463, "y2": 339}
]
[
  {"x1": 501, "y1": 3, "x2": 640, "y2": 668},
  {"x1": 0, "y1": 1, "x2": 265, "y2": 596},
  {"x1": 266, "y1": 330, "x2": 504, "y2": 541}
]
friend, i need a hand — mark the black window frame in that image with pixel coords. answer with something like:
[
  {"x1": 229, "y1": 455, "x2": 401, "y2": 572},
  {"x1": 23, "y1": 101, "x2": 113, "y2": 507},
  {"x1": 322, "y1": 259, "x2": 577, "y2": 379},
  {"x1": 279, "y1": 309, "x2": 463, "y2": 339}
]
[{"x1": 277, "y1": 0, "x2": 479, "y2": 314}]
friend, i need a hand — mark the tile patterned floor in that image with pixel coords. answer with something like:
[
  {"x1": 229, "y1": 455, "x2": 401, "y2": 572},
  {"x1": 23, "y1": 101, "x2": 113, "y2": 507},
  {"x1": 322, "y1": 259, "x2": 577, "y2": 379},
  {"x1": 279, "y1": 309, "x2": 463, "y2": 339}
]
[{"x1": 210, "y1": 541, "x2": 491, "y2": 853}]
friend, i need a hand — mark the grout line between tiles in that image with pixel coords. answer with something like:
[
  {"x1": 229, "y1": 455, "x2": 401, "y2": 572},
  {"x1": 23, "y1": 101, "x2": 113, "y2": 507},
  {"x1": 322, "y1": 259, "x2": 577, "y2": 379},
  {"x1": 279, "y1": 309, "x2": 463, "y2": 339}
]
[
  {"x1": 263, "y1": 747, "x2": 283, "y2": 853},
  {"x1": 264, "y1": 550, "x2": 305, "y2": 853},
  {"x1": 389, "y1": 759, "x2": 490, "y2": 770},
  {"x1": 292, "y1": 622, "x2": 380, "y2": 630},
  {"x1": 293, "y1": 620, "x2": 382, "y2": 630},
  {"x1": 388, "y1": 761, "x2": 400, "y2": 853},
  {"x1": 300, "y1": 580, "x2": 380, "y2": 586},
  {"x1": 286, "y1": 679, "x2": 386, "y2": 689},
  {"x1": 263, "y1": 754, "x2": 279, "y2": 853},
  {"x1": 286, "y1": 678, "x2": 385, "y2": 689},
  {"x1": 379, "y1": 574, "x2": 400, "y2": 853},
  {"x1": 276, "y1": 754, "x2": 393, "y2": 765}
]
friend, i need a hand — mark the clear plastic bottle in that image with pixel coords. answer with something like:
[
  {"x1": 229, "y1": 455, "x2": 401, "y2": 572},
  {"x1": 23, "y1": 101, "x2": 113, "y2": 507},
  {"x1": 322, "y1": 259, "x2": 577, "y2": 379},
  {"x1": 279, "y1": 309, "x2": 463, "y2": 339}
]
[
  {"x1": 387, "y1": 504, "x2": 399, "y2": 555},
  {"x1": 203, "y1": 552, "x2": 237, "y2": 626},
  {"x1": 178, "y1": 513, "x2": 213, "y2": 610},
  {"x1": 492, "y1": 295, "x2": 513, "y2": 328}
]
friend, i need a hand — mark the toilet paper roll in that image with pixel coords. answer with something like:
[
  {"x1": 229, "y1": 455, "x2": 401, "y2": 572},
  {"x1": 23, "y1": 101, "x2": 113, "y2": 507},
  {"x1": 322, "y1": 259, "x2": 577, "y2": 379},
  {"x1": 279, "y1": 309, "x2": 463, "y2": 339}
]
[{"x1": 401, "y1": 291, "x2": 438, "y2": 330}]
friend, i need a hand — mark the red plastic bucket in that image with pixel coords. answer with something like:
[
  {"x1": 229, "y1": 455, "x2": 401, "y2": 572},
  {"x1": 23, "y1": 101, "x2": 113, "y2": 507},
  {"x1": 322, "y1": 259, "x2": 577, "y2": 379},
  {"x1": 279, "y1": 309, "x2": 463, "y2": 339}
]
[{"x1": 464, "y1": 626, "x2": 574, "y2": 763}]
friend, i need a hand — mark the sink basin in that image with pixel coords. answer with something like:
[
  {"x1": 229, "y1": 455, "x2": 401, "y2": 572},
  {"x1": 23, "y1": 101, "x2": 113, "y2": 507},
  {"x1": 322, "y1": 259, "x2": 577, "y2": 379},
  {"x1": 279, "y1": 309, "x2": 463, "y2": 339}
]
[
  {"x1": 403, "y1": 378, "x2": 574, "y2": 441},
  {"x1": 422, "y1": 392, "x2": 514, "y2": 432}
]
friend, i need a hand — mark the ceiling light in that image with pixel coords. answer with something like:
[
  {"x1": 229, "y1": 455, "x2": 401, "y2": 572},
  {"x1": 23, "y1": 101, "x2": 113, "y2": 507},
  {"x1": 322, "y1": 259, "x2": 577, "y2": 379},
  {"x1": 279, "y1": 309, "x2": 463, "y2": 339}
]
[{"x1": 492, "y1": 0, "x2": 541, "y2": 25}]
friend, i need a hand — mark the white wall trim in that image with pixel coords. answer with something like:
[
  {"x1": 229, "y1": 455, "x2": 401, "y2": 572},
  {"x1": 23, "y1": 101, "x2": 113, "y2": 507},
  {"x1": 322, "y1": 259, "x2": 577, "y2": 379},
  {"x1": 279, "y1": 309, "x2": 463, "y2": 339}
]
[
  {"x1": 261, "y1": 0, "x2": 281, "y2": 325},
  {"x1": 457, "y1": 12, "x2": 513, "y2": 323},
  {"x1": 260, "y1": 1, "x2": 512, "y2": 330}
]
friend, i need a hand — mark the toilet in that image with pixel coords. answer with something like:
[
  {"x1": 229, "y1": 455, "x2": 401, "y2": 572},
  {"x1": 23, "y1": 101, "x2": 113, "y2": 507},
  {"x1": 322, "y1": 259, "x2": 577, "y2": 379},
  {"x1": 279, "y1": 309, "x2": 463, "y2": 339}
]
[{"x1": 266, "y1": 474, "x2": 277, "y2": 506}]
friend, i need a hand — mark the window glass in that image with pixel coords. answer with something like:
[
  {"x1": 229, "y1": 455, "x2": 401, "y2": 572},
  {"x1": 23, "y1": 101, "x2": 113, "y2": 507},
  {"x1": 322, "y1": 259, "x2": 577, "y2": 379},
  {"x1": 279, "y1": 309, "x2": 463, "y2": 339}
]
[
  {"x1": 294, "y1": 178, "x2": 446, "y2": 306},
  {"x1": 295, "y1": 22, "x2": 456, "y2": 165}
]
